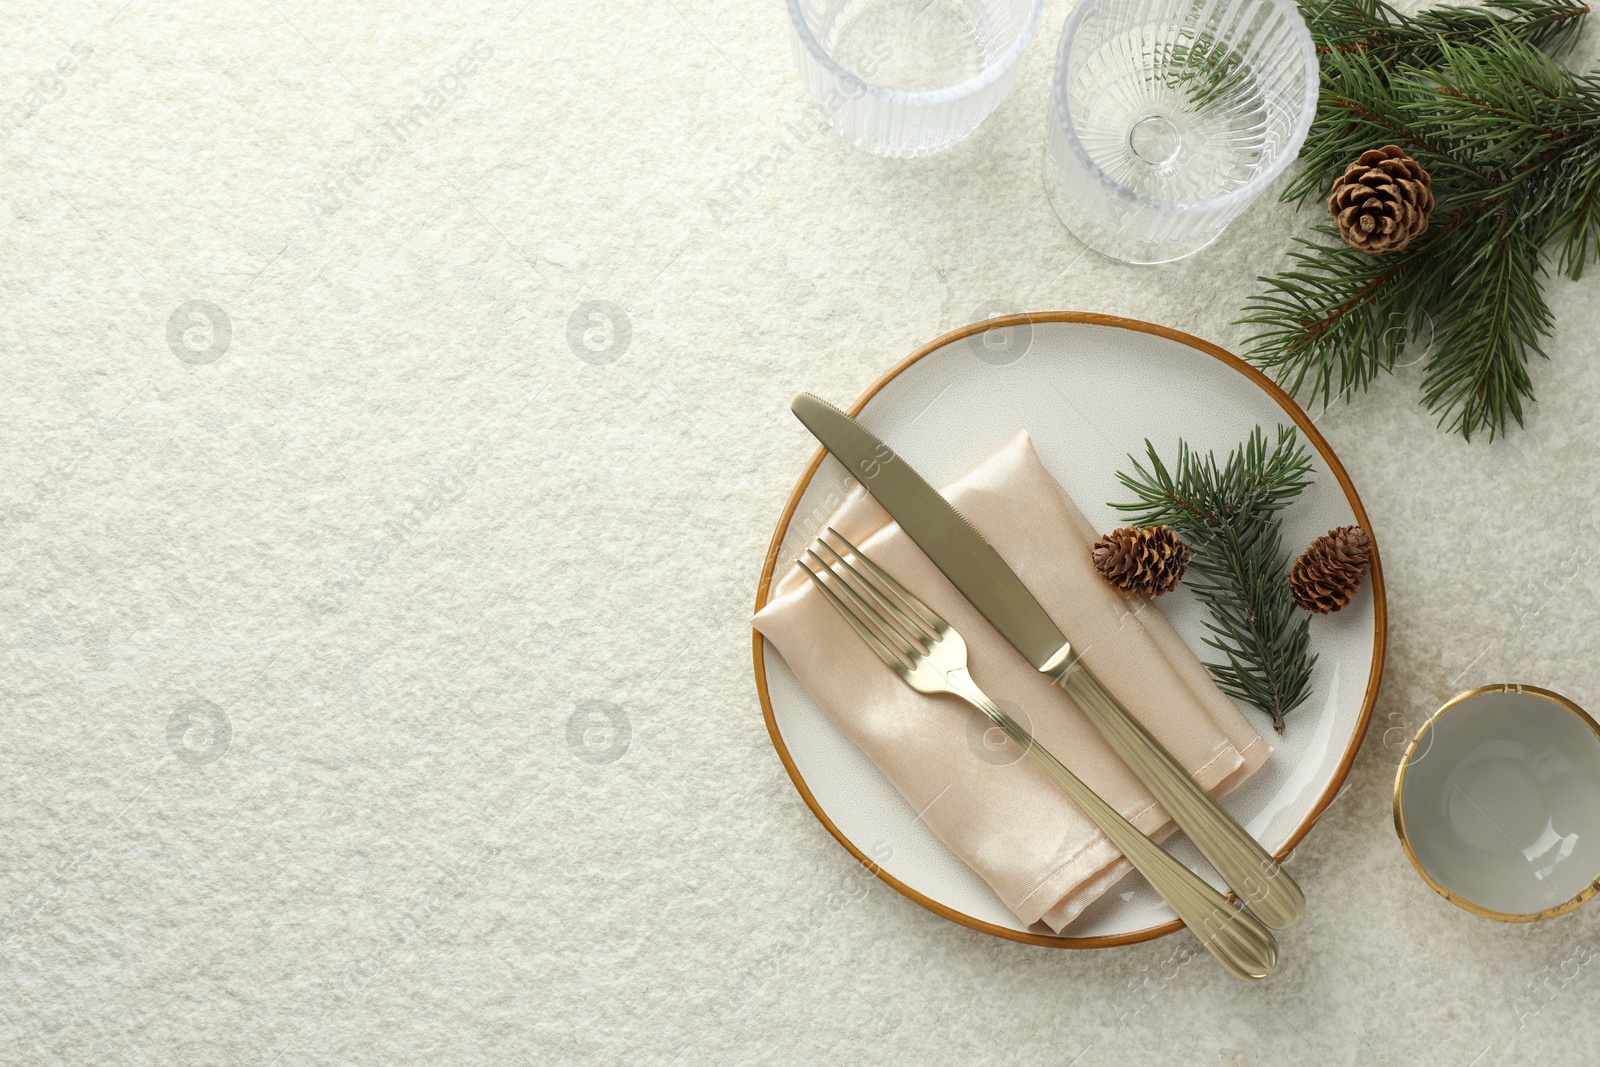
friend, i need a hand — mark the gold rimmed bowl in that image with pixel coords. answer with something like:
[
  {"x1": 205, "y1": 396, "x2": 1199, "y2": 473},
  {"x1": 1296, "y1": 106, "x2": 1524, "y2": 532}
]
[{"x1": 1394, "y1": 684, "x2": 1600, "y2": 922}]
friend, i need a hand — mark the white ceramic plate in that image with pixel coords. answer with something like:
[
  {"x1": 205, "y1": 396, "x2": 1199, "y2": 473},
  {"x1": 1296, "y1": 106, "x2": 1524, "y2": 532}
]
[{"x1": 753, "y1": 313, "x2": 1386, "y2": 946}]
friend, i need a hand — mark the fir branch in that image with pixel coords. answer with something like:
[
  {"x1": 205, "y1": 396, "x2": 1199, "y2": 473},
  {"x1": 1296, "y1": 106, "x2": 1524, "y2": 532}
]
[
  {"x1": 1244, "y1": 4, "x2": 1600, "y2": 440},
  {"x1": 1241, "y1": 226, "x2": 1439, "y2": 405},
  {"x1": 1285, "y1": 42, "x2": 1506, "y2": 204},
  {"x1": 1550, "y1": 145, "x2": 1600, "y2": 275},
  {"x1": 1305, "y1": 0, "x2": 1586, "y2": 70},
  {"x1": 1284, "y1": 2, "x2": 1587, "y2": 205},
  {"x1": 1422, "y1": 214, "x2": 1551, "y2": 436},
  {"x1": 1395, "y1": 35, "x2": 1589, "y2": 170},
  {"x1": 1111, "y1": 427, "x2": 1317, "y2": 733},
  {"x1": 1241, "y1": 203, "x2": 1492, "y2": 410}
]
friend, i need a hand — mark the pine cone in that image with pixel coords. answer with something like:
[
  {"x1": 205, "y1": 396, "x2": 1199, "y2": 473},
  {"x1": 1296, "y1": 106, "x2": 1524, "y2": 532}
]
[
  {"x1": 1327, "y1": 146, "x2": 1434, "y2": 254},
  {"x1": 1092, "y1": 525, "x2": 1190, "y2": 596},
  {"x1": 1290, "y1": 526, "x2": 1372, "y2": 614}
]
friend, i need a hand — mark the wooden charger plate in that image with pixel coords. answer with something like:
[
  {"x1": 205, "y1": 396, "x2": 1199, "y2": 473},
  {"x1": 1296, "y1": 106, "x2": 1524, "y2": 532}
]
[{"x1": 753, "y1": 313, "x2": 1386, "y2": 947}]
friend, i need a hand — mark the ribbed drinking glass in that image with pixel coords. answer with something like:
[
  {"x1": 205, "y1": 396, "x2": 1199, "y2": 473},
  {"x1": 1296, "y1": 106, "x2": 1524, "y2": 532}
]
[
  {"x1": 1044, "y1": 0, "x2": 1318, "y2": 263},
  {"x1": 788, "y1": 0, "x2": 1044, "y2": 158}
]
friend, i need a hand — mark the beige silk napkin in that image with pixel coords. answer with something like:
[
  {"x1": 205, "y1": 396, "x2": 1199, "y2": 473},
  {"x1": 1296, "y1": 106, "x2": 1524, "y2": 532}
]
[{"x1": 754, "y1": 431, "x2": 1269, "y2": 932}]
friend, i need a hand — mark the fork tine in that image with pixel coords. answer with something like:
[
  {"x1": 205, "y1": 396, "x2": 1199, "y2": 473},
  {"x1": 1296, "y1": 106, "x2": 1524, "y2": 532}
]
[
  {"x1": 811, "y1": 539, "x2": 932, "y2": 649},
  {"x1": 800, "y1": 560, "x2": 906, "y2": 672},
  {"x1": 805, "y1": 549, "x2": 923, "y2": 662},
  {"x1": 825, "y1": 528, "x2": 946, "y2": 633}
]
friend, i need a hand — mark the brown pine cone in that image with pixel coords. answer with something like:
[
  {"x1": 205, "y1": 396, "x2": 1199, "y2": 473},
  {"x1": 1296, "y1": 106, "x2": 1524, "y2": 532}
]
[
  {"x1": 1092, "y1": 525, "x2": 1190, "y2": 596},
  {"x1": 1327, "y1": 146, "x2": 1433, "y2": 255},
  {"x1": 1290, "y1": 525, "x2": 1372, "y2": 614}
]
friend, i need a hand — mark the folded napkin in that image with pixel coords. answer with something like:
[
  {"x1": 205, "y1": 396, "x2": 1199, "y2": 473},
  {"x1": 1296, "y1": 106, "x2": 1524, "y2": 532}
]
[{"x1": 754, "y1": 431, "x2": 1269, "y2": 932}]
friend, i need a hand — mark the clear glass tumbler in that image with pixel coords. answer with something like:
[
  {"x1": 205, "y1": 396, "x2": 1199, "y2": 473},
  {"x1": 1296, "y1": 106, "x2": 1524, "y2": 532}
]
[
  {"x1": 788, "y1": 0, "x2": 1044, "y2": 158},
  {"x1": 1044, "y1": 0, "x2": 1318, "y2": 263}
]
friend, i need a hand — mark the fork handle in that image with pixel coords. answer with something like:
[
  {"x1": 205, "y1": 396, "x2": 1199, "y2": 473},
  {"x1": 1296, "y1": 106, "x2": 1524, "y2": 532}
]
[
  {"x1": 1055, "y1": 663, "x2": 1305, "y2": 931},
  {"x1": 948, "y1": 670, "x2": 1277, "y2": 982}
]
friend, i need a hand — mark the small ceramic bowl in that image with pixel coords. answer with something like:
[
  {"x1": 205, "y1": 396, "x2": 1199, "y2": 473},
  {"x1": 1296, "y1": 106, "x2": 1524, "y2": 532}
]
[{"x1": 1394, "y1": 684, "x2": 1600, "y2": 921}]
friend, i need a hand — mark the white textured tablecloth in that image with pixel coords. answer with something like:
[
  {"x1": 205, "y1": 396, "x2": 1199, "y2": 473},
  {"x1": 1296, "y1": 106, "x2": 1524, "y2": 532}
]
[{"x1": 3, "y1": 1, "x2": 1600, "y2": 1063}]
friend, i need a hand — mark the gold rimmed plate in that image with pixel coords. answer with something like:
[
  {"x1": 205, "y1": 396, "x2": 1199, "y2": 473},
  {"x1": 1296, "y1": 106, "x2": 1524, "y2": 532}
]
[{"x1": 753, "y1": 313, "x2": 1386, "y2": 947}]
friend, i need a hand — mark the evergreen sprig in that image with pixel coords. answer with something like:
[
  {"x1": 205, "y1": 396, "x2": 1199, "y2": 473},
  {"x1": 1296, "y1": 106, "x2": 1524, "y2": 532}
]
[
  {"x1": 1241, "y1": 0, "x2": 1598, "y2": 440},
  {"x1": 1112, "y1": 427, "x2": 1317, "y2": 733}
]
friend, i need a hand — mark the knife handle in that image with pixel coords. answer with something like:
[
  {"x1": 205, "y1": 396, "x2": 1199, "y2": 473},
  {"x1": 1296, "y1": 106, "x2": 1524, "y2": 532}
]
[{"x1": 1056, "y1": 664, "x2": 1305, "y2": 930}]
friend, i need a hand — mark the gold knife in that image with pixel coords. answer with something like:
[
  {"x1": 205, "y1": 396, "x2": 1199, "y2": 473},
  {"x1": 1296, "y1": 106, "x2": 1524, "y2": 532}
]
[{"x1": 790, "y1": 392, "x2": 1304, "y2": 930}]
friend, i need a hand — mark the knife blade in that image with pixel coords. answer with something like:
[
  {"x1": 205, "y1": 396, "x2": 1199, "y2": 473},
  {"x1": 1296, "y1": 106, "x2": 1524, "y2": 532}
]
[
  {"x1": 789, "y1": 392, "x2": 1074, "y2": 675},
  {"x1": 790, "y1": 391, "x2": 1304, "y2": 930}
]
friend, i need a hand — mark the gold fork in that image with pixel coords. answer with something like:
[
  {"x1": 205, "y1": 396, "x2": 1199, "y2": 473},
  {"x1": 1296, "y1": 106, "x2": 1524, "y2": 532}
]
[{"x1": 801, "y1": 528, "x2": 1277, "y2": 981}]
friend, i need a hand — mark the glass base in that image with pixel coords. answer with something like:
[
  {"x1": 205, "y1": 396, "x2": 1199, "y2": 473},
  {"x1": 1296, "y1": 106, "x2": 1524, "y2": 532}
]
[{"x1": 1042, "y1": 150, "x2": 1224, "y2": 265}]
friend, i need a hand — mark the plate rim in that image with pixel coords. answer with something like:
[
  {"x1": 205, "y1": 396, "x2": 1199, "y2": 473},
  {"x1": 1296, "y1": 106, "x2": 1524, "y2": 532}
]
[{"x1": 752, "y1": 311, "x2": 1388, "y2": 948}]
